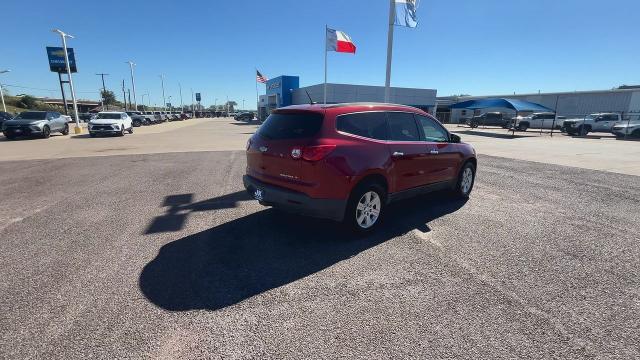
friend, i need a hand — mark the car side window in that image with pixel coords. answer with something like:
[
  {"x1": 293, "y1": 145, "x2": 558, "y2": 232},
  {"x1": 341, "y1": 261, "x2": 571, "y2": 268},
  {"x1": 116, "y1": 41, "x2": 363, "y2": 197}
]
[
  {"x1": 416, "y1": 115, "x2": 449, "y2": 142},
  {"x1": 122, "y1": 113, "x2": 127, "y2": 119},
  {"x1": 386, "y1": 112, "x2": 420, "y2": 141},
  {"x1": 337, "y1": 112, "x2": 388, "y2": 140}
]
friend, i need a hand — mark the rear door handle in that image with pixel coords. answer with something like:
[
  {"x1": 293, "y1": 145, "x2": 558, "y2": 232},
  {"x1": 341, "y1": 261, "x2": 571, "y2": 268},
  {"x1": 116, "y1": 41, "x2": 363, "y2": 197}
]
[
  {"x1": 430, "y1": 150, "x2": 439, "y2": 155},
  {"x1": 392, "y1": 151, "x2": 404, "y2": 157}
]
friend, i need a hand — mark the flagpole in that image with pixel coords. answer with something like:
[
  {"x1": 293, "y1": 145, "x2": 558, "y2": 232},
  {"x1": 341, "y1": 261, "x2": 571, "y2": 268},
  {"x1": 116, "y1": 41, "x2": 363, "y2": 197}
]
[
  {"x1": 384, "y1": 0, "x2": 395, "y2": 103},
  {"x1": 255, "y1": 68, "x2": 259, "y2": 117},
  {"x1": 324, "y1": 25, "x2": 328, "y2": 105}
]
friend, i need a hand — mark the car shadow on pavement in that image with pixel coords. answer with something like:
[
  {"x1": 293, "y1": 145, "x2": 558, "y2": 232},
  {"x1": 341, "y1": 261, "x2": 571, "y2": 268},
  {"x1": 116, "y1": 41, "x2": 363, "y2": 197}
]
[
  {"x1": 139, "y1": 192, "x2": 467, "y2": 311},
  {"x1": 145, "y1": 191, "x2": 253, "y2": 234}
]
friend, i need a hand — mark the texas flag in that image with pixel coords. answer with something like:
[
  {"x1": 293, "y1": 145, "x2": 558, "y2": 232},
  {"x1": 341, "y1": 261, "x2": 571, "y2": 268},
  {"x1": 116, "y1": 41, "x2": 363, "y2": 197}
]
[{"x1": 326, "y1": 28, "x2": 356, "y2": 54}]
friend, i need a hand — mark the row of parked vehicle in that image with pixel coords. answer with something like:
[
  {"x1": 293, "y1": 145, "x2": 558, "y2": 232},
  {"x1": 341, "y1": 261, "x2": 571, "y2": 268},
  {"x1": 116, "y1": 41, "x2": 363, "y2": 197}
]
[
  {"x1": 0, "y1": 110, "x2": 196, "y2": 140},
  {"x1": 463, "y1": 112, "x2": 640, "y2": 138}
]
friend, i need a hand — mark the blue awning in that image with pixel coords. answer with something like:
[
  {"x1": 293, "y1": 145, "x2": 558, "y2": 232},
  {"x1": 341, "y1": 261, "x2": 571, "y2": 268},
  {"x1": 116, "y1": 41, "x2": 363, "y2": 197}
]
[{"x1": 450, "y1": 98, "x2": 553, "y2": 112}]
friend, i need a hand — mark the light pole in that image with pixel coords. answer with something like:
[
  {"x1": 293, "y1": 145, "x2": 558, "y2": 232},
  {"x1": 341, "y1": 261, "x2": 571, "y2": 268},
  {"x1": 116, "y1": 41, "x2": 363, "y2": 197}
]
[
  {"x1": 242, "y1": 99, "x2": 245, "y2": 111},
  {"x1": 159, "y1": 75, "x2": 166, "y2": 113},
  {"x1": 168, "y1": 96, "x2": 172, "y2": 111},
  {"x1": 52, "y1": 29, "x2": 81, "y2": 133},
  {"x1": 178, "y1": 82, "x2": 184, "y2": 112},
  {"x1": 0, "y1": 69, "x2": 10, "y2": 113},
  {"x1": 190, "y1": 88, "x2": 194, "y2": 114},
  {"x1": 141, "y1": 93, "x2": 149, "y2": 111},
  {"x1": 126, "y1": 61, "x2": 137, "y2": 111}
]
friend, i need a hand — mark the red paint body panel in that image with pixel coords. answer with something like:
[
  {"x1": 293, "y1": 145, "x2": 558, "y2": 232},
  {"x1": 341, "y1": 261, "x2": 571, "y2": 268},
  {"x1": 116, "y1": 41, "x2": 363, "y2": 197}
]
[{"x1": 246, "y1": 103, "x2": 476, "y2": 201}]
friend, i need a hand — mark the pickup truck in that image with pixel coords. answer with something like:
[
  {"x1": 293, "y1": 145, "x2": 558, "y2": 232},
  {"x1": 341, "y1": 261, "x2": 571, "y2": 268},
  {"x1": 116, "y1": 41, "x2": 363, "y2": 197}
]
[
  {"x1": 467, "y1": 112, "x2": 510, "y2": 128},
  {"x1": 514, "y1": 112, "x2": 566, "y2": 131},
  {"x1": 562, "y1": 113, "x2": 622, "y2": 136}
]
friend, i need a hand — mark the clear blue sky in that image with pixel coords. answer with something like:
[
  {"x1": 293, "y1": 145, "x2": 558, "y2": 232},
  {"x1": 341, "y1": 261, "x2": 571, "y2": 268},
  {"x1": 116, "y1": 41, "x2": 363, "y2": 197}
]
[{"x1": 2, "y1": 0, "x2": 639, "y2": 108}]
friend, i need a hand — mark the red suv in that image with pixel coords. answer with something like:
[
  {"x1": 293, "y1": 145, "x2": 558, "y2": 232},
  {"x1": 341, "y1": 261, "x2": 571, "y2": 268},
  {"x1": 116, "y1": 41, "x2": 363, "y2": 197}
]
[{"x1": 243, "y1": 103, "x2": 477, "y2": 232}]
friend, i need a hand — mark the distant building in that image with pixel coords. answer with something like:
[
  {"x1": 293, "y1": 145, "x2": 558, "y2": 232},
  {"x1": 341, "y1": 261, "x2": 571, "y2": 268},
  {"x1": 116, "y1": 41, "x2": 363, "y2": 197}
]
[
  {"x1": 258, "y1": 75, "x2": 437, "y2": 120},
  {"x1": 37, "y1": 97, "x2": 101, "y2": 113},
  {"x1": 437, "y1": 88, "x2": 640, "y2": 123}
]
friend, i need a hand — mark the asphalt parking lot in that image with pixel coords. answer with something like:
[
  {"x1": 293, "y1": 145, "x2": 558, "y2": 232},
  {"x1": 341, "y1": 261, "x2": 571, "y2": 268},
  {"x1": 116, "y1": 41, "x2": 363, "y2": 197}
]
[{"x1": 1, "y1": 119, "x2": 639, "y2": 359}]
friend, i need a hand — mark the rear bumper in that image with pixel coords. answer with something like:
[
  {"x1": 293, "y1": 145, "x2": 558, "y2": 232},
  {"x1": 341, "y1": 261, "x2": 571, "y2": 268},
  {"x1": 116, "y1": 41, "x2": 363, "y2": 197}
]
[{"x1": 243, "y1": 175, "x2": 347, "y2": 222}]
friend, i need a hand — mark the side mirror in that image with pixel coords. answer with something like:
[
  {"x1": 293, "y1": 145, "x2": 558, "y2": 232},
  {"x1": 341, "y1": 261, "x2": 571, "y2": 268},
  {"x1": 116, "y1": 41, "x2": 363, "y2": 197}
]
[{"x1": 450, "y1": 133, "x2": 461, "y2": 143}]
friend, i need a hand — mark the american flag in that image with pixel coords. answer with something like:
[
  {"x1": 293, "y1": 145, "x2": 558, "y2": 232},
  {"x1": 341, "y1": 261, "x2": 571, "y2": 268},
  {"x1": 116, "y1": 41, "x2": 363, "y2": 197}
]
[{"x1": 256, "y1": 70, "x2": 268, "y2": 84}]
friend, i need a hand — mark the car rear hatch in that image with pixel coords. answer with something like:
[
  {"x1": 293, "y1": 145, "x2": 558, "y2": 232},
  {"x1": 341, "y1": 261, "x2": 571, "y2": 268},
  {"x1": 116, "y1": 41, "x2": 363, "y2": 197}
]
[{"x1": 247, "y1": 110, "x2": 328, "y2": 196}]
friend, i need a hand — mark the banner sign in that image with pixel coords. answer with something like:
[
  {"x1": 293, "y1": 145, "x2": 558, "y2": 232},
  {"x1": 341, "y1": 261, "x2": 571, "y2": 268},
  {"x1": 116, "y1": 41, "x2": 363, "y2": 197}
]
[
  {"x1": 195, "y1": 93, "x2": 201, "y2": 102},
  {"x1": 46, "y1": 47, "x2": 77, "y2": 73}
]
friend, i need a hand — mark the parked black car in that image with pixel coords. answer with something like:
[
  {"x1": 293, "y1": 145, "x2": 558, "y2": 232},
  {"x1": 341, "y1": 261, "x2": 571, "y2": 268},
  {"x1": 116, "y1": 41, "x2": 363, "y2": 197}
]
[
  {"x1": 468, "y1": 112, "x2": 510, "y2": 128},
  {"x1": 0, "y1": 111, "x2": 14, "y2": 128},
  {"x1": 234, "y1": 112, "x2": 254, "y2": 122},
  {"x1": 126, "y1": 111, "x2": 149, "y2": 126}
]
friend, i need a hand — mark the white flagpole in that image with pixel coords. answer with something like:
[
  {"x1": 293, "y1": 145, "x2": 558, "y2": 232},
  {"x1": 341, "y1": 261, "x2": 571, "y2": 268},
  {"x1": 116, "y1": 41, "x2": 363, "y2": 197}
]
[
  {"x1": 324, "y1": 25, "x2": 328, "y2": 105},
  {"x1": 384, "y1": 0, "x2": 395, "y2": 103},
  {"x1": 255, "y1": 68, "x2": 259, "y2": 118}
]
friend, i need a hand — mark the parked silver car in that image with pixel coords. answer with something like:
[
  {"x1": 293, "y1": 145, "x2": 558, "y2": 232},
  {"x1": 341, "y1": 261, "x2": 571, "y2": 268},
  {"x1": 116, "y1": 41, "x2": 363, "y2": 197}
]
[{"x1": 2, "y1": 111, "x2": 69, "y2": 140}]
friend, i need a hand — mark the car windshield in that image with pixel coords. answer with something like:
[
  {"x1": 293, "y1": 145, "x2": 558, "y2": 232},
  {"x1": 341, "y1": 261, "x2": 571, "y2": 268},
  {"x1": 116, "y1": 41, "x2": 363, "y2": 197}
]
[
  {"x1": 97, "y1": 113, "x2": 122, "y2": 119},
  {"x1": 16, "y1": 112, "x2": 47, "y2": 120},
  {"x1": 585, "y1": 115, "x2": 596, "y2": 121},
  {"x1": 258, "y1": 112, "x2": 323, "y2": 140}
]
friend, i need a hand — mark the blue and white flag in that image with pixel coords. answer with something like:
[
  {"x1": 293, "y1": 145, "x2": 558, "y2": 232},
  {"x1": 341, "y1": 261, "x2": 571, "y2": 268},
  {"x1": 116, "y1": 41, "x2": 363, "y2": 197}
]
[{"x1": 394, "y1": 0, "x2": 419, "y2": 28}]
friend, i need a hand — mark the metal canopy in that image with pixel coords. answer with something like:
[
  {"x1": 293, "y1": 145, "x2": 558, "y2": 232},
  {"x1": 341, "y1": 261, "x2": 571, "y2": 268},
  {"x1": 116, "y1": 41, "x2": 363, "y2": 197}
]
[{"x1": 451, "y1": 98, "x2": 553, "y2": 112}]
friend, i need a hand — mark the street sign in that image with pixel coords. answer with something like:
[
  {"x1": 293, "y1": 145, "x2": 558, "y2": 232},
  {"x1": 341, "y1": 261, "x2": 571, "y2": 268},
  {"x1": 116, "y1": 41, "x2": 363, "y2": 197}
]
[
  {"x1": 166, "y1": 103, "x2": 172, "y2": 107},
  {"x1": 46, "y1": 47, "x2": 77, "y2": 73},
  {"x1": 195, "y1": 93, "x2": 201, "y2": 102}
]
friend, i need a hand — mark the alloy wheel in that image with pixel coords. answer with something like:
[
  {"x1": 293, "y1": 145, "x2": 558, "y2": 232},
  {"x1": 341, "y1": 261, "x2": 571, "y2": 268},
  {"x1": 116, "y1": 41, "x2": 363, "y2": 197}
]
[{"x1": 355, "y1": 191, "x2": 381, "y2": 229}]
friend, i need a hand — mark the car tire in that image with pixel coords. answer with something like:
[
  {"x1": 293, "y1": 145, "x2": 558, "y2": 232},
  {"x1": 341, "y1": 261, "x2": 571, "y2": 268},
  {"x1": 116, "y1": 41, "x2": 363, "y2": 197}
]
[
  {"x1": 61, "y1": 123, "x2": 69, "y2": 135},
  {"x1": 128, "y1": 126, "x2": 134, "y2": 134},
  {"x1": 518, "y1": 124, "x2": 529, "y2": 131},
  {"x1": 469, "y1": 122, "x2": 478, "y2": 128},
  {"x1": 632, "y1": 129, "x2": 640, "y2": 138},
  {"x1": 42, "y1": 126, "x2": 51, "y2": 139},
  {"x1": 5, "y1": 134, "x2": 16, "y2": 140},
  {"x1": 118, "y1": 127, "x2": 125, "y2": 136},
  {"x1": 453, "y1": 162, "x2": 476, "y2": 199},
  {"x1": 90, "y1": 132, "x2": 96, "y2": 138},
  {"x1": 578, "y1": 126, "x2": 589, "y2": 136},
  {"x1": 133, "y1": 120, "x2": 141, "y2": 127},
  {"x1": 344, "y1": 181, "x2": 386, "y2": 233}
]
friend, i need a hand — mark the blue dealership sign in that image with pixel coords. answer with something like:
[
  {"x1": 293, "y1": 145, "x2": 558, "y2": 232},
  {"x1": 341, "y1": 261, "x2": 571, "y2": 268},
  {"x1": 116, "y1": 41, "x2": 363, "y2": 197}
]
[{"x1": 46, "y1": 47, "x2": 77, "y2": 73}]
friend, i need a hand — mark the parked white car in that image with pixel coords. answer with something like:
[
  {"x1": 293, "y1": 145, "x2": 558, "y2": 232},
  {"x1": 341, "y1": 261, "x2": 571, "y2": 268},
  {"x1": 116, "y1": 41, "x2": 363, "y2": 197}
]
[
  {"x1": 611, "y1": 121, "x2": 640, "y2": 138},
  {"x1": 88, "y1": 112, "x2": 134, "y2": 137},
  {"x1": 514, "y1": 112, "x2": 566, "y2": 131}
]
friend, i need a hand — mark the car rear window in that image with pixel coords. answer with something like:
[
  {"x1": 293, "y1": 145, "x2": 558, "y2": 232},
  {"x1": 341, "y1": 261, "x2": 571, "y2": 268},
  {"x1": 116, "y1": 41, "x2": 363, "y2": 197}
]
[
  {"x1": 258, "y1": 112, "x2": 323, "y2": 140},
  {"x1": 337, "y1": 112, "x2": 388, "y2": 140}
]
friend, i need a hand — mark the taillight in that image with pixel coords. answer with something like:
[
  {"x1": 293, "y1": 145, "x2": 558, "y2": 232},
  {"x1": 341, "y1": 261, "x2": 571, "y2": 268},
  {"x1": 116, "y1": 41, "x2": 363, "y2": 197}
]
[{"x1": 302, "y1": 145, "x2": 336, "y2": 161}]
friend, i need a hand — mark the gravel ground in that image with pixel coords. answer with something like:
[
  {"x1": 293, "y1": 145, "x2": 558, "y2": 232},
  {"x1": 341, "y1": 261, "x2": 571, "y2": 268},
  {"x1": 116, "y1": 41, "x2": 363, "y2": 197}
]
[{"x1": 0, "y1": 152, "x2": 638, "y2": 359}]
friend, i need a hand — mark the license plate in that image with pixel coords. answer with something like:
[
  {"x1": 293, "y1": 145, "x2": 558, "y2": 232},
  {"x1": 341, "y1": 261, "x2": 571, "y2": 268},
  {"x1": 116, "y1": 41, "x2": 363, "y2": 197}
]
[{"x1": 253, "y1": 188, "x2": 264, "y2": 201}]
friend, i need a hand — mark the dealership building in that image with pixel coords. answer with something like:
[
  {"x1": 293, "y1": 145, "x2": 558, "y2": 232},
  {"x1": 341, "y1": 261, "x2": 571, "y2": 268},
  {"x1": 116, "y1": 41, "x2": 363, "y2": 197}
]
[
  {"x1": 258, "y1": 75, "x2": 437, "y2": 120},
  {"x1": 257, "y1": 75, "x2": 640, "y2": 125},
  {"x1": 436, "y1": 87, "x2": 640, "y2": 123}
]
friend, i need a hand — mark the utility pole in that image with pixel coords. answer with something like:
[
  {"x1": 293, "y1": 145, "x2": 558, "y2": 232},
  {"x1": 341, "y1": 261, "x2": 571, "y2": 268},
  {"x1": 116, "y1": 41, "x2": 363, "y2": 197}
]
[
  {"x1": 126, "y1": 61, "x2": 137, "y2": 111},
  {"x1": 96, "y1": 73, "x2": 109, "y2": 111},
  {"x1": 242, "y1": 99, "x2": 245, "y2": 111},
  {"x1": 128, "y1": 89, "x2": 132, "y2": 111},
  {"x1": 52, "y1": 29, "x2": 81, "y2": 133}
]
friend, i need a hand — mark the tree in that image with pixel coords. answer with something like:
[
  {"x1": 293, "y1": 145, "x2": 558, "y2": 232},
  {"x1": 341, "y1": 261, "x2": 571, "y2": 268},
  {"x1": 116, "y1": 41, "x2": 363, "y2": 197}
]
[
  {"x1": 224, "y1": 101, "x2": 238, "y2": 112},
  {"x1": 101, "y1": 90, "x2": 118, "y2": 105},
  {"x1": 18, "y1": 95, "x2": 38, "y2": 109}
]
